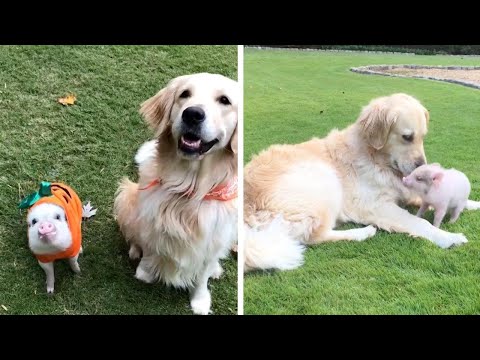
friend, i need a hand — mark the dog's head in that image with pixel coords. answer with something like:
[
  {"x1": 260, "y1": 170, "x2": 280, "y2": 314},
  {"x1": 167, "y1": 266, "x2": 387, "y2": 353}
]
[
  {"x1": 357, "y1": 93, "x2": 429, "y2": 176},
  {"x1": 140, "y1": 73, "x2": 238, "y2": 160}
]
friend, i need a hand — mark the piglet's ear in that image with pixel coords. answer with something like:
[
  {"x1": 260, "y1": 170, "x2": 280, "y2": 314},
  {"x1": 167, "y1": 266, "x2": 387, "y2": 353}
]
[{"x1": 432, "y1": 172, "x2": 444, "y2": 187}]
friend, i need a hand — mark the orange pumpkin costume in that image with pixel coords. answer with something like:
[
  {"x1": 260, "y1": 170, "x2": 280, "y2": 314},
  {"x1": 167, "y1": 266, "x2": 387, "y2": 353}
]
[{"x1": 27, "y1": 183, "x2": 83, "y2": 263}]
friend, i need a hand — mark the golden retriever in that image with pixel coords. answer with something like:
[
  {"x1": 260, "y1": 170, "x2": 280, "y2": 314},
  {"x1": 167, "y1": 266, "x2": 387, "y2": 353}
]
[
  {"x1": 114, "y1": 73, "x2": 238, "y2": 314},
  {"x1": 244, "y1": 93, "x2": 480, "y2": 271}
]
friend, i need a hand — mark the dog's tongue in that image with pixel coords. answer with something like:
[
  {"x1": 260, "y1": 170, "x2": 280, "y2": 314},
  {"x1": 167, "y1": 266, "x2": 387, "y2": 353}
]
[{"x1": 181, "y1": 136, "x2": 201, "y2": 149}]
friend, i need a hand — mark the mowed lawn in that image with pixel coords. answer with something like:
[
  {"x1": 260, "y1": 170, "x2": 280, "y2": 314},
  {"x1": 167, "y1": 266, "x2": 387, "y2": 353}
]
[
  {"x1": 244, "y1": 48, "x2": 480, "y2": 314},
  {"x1": 0, "y1": 46, "x2": 237, "y2": 315}
]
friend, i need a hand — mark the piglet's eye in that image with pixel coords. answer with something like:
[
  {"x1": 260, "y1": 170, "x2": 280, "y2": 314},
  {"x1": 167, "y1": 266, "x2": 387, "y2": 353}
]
[
  {"x1": 55, "y1": 214, "x2": 61, "y2": 220},
  {"x1": 31, "y1": 219, "x2": 37, "y2": 225},
  {"x1": 416, "y1": 176, "x2": 423, "y2": 181}
]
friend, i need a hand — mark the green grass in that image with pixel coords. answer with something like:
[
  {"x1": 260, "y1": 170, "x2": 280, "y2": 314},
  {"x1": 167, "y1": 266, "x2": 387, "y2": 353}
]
[
  {"x1": 0, "y1": 45, "x2": 237, "y2": 315},
  {"x1": 244, "y1": 48, "x2": 480, "y2": 315}
]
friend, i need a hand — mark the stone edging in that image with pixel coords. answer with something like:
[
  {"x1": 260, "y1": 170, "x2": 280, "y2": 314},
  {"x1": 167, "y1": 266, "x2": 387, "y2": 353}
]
[{"x1": 350, "y1": 64, "x2": 480, "y2": 90}]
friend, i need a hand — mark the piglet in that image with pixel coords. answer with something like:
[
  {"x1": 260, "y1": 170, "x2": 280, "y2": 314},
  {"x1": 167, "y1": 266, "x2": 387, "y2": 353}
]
[
  {"x1": 402, "y1": 163, "x2": 470, "y2": 228},
  {"x1": 27, "y1": 203, "x2": 81, "y2": 293}
]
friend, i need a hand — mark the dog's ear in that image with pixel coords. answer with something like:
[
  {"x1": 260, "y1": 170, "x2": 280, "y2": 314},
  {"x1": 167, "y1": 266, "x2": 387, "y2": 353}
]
[
  {"x1": 357, "y1": 99, "x2": 398, "y2": 150},
  {"x1": 424, "y1": 108, "x2": 430, "y2": 124},
  {"x1": 229, "y1": 124, "x2": 238, "y2": 155},
  {"x1": 139, "y1": 83, "x2": 176, "y2": 136}
]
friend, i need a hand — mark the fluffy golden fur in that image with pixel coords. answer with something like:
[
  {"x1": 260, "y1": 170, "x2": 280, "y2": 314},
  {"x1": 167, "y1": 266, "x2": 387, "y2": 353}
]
[
  {"x1": 114, "y1": 73, "x2": 238, "y2": 314},
  {"x1": 244, "y1": 93, "x2": 477, "y2": 271}
]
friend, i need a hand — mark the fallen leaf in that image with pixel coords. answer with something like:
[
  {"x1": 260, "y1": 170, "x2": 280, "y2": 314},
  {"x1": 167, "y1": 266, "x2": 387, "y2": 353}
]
[
  {"x1": 1, "y1": 305, "x2": 8, "y2": 311},
  {"x1": 82, "y1": 201, "x2": 97, "y2": 218},
  {"x1": 58, "y1": 94, "x2": 76, "y2": 106}
]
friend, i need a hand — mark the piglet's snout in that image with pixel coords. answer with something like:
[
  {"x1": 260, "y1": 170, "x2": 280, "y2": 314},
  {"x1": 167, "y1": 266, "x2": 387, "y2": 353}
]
[
  {"x1": 38, "y1": 222, "x2": 56, "y2": 236},
  {"x1": 402, "y1": 177, "x2": 411, "y2": 186}
]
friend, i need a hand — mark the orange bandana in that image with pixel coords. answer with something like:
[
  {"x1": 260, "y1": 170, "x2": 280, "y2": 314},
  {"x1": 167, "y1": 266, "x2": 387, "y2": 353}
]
[
  {"x1": 139, "y1": 176, "x2": 238, "y2": 201},
  {"x1": 28, "y1": 183, "x2": 83, "y2": 263}
]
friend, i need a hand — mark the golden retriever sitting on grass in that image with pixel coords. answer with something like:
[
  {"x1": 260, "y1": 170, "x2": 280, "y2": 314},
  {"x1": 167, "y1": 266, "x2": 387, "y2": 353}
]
[{"x1": 115, "y1": 73, "x2": 238, "y2": 314}]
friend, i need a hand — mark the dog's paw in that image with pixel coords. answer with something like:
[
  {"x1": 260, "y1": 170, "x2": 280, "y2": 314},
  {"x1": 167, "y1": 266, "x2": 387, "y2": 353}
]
[
  {"x1": 354, "y1": 225, "x2": 377, "y2": 241},
  {"x1": 210, "y1": 262, "x2": 223, "y2": 280},
  {"x1": 191, "y1": 292, "x2": 212, "y2": 315},
  {"x1": 435, "y1": 232, "x2": 468, "y2": 249},
  {"x1": 135, "y1": 266, "x2": 155, "y2": 284},
  {"x1": 47, "y1": 287, "x2": 54, "y2": 295}
]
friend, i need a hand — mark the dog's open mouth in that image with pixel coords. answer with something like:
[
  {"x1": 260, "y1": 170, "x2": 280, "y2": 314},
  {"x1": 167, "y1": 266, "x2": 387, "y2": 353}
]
[{"x1": 179, "y1": 133, "x2": 219, "y2": 155}]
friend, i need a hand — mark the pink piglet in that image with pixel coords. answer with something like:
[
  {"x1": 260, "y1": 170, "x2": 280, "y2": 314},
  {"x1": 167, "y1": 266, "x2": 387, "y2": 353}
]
[{"x1": 402, "y1": 163, "x2": 470, "y2": 228}]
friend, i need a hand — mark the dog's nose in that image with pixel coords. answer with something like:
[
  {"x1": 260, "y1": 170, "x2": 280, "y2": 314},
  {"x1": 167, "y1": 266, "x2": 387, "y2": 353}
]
[
  {"x1": 414, "y1": 157, "x2": 426, "y2": 168},
  {"x1": 182, "y1": 106, "x2": 205, "y2": 126}
]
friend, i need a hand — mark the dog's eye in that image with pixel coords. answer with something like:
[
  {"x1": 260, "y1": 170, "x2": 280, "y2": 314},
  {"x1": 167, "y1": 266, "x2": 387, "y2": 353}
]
[
  {"x1": 55, "y1": 214, "x2": 61, "y2": 220},
  {"x1": 402, "y1": 134, "x2": 414, "y2": 142},
  {"x1": 218, "y1": 95, "x2": 231, "y2": 105},
  {"x1": 179, "y1": 90, "x2": 191, "y2": 99},
  {"x1": 31, "y1": 219, "x2": 37, "y2": 226},
  {"x1": 416, "y1": 176, "x2": 423, "y2": 182}
]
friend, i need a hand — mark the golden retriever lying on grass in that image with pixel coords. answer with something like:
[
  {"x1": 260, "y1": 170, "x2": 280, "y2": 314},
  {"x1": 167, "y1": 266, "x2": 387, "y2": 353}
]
[{"x1": 244, "y1": 93, "x2": 480, "y2": 271}]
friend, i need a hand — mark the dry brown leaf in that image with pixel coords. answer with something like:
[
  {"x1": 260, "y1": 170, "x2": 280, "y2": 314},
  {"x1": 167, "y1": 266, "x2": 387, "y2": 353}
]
[
  {"x1": 58, "y1": 94, "x2": 76, "y2": 106},
  {"x1": 1, "y1": 305, "x2": 8, "y2": 311}
]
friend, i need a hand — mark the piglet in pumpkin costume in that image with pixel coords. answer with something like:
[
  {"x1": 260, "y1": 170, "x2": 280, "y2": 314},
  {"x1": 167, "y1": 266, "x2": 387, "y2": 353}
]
[{"x1": 19, "y1": 182, "x2": 96, "y2": 293}]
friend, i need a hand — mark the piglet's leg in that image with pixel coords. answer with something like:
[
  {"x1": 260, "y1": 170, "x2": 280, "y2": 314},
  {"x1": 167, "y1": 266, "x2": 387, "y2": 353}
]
[
  {"x1": 38, "y1": 261, "x2": 55, "y2": 294},
  {"x1": 416, "y1": 203, "x2": 429, "y2": 218},
  {"x1": 68, "y1": 255, "x2": 81, "y2": 274},
  {"x1": 449, "y1": 206, "x2": 464, "y2": 224},
  {"x1": 433, "y1": 205, "x2": 448, "y2": 228}
]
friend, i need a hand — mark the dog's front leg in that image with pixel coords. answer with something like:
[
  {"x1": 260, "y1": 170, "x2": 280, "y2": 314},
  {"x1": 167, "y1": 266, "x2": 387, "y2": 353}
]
[
  {"x1": 369, "y1": 203, "x2": 467, "y2": 249},
  {"x1": 135, "y1": 256, "x2": 156, "y2": 284},
  {"x1": 189, "y1": 260, "x2": 218, "y2": 315}
]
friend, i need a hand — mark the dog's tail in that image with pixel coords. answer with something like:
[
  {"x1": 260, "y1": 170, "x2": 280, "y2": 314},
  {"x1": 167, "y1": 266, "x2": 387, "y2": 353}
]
[
  {"x1": 244, "y1": 215, "x2": 305, "y2": 272},
  {"x1": 466, "y1": 200, "x2": 480, "y2": 210}
]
